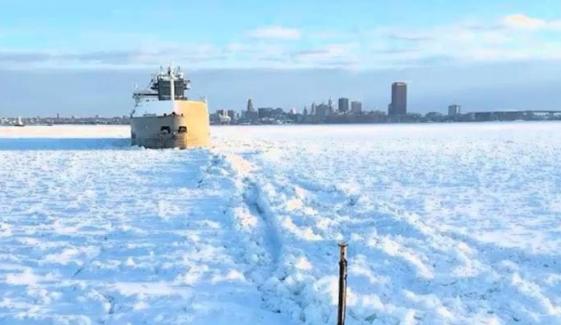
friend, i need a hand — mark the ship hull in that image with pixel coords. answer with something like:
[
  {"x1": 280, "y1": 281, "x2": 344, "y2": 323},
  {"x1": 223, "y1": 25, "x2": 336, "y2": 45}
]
[
  {"x1": 130, "y1": 100, "x2": 210, "y2": 149},
  {"x1": 131, "y1": 115, "x2": 189, "y2": 149}
]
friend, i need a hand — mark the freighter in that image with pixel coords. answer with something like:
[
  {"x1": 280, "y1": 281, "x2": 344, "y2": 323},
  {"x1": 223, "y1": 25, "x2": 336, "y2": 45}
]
[{"x1": 130, "y1": 66, "x2": 210, "y2": 149}]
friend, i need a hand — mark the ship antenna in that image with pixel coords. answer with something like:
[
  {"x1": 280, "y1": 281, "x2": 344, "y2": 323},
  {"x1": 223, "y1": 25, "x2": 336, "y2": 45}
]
[{"x1": 169, "y1": 64, "x2": 176, "y2": 113}]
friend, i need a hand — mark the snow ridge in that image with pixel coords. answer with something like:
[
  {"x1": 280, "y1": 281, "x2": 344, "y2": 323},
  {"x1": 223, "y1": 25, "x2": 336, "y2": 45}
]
[
  {"x1": 216, "y1": 152, "x2": 290, "y2": 315},
  {"x1": 219, "y1": 151, "x2": 339, "y2": 323},
  {"x1": 242, "y1": 178, "x2": 282, "y2": 268}
]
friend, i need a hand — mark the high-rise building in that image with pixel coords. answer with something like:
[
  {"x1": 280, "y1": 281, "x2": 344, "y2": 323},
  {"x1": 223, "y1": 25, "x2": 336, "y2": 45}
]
[
  {"x1": 247, "y1": 98, "x2": 255, "y2": 112},
  {"x1": 258, "y1": 107, "x2": 274, "y2": 119},
  {"x1": 448, "y1": 104, "x2": 461, "y2": 116},
  {"x1": 338, "y1": 97, "x2": 350, "y2": 113},
  {"x1": 315, "y1": 103, "x2": 330, "y2": 116},
  {"x1": 244, "y1": 98, "x2": 258, "y2": 121},
  {"x1": 227, "y1": 110, "x2": 237, "y2": 122},
  {"x1": 351, "y1": 101, "x2": 362, "y2": 114},
  {"x1": 214, "y1": 109, "x2": 231, "y2": 124},
  {"x1": 389, "y1": 82, "x2": 407, "y2": 116}
]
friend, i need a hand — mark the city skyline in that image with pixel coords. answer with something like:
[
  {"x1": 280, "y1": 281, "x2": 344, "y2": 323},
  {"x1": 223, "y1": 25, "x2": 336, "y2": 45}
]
[{"x1": 4, "y1": 62, "x2": 561, "y2": 117}]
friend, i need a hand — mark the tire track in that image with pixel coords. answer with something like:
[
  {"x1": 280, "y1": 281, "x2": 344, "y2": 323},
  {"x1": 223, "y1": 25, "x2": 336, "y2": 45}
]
[{"x1": 208, "y1": 152, "x2": 292, "y2": 317}]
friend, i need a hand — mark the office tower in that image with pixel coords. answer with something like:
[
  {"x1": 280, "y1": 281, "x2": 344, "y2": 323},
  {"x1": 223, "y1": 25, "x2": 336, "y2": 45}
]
[
  {"x1": 351, "y1": 101, "x2": 362, "y2": 114},
  {"x1": 258, "y1": 107, "x2": 274, "y2": 118},
  {"x1": 315, "y1": 103, "x2": 330, "y2": 116},
  {"x1": 227, "y1": 110, "x2": 236, "y2": 121},
  {"x1": 338, "y1": 97, "x2": 350, "y2": 113},
  {"x1": 247, "y1": 98, "x2": 255, "y2": 112},
  {"x1": 244, "y1": 98, "x2": 258, "y2": 121},
  {"x1": 389, "y1": 82, "x2": 407, "y2": 115},
  {"x1": 448, "y1": 104, "x2": 461, "y2": 116}
]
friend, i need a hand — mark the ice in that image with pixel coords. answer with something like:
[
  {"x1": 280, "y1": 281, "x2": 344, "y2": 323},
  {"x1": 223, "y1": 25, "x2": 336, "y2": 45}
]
[{"x1": 1, "y1": 122, "x2": 561, "y2": 324}]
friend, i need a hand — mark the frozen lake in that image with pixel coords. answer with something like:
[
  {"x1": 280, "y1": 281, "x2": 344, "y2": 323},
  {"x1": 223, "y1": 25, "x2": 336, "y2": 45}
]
[{"x1": 1, "y1": 123, "x2": 560, "y2": 324}]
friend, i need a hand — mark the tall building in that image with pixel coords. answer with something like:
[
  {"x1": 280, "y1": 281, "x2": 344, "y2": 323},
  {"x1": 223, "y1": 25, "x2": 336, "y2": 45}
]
[
  {"x1": 247, "y1": 98, "x2": 255, "y2": 112},
  {"x1": 351, "y1": 101, "x2": 362, "y2": 114},
  {"x1": 227, "y1": 110, "x2": 237, "y2": 122},
  {"x1": 244, "y1": 98, "x2": 258, "y2": 121},
  {"x1": 448, "y1": 104, "x2": 461, "y2": 116},
  {"x1": 338, "y1": 97, "x2": 349, "y2": 113},
  {"x1": 258, "y1": 107, "x2": 274, "y2": 119},
  {"x1": 215, "y1": 109, "x2": 231, "y2": 124},
  {"x1": 315, "y1": 103, "x2": 330, "y2": 116},
  {"x1": 389, "y1": 82, "x2": 407, "y2": 116}
]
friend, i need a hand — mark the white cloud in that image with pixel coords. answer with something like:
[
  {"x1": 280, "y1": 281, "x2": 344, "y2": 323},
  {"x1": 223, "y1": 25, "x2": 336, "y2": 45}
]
[
  {"x1": 292, "y1": 44, "x2": 358, "y2": 67},
  {"x1": 502, "y1": 14, "x2": 561, "y2": 31},
  {"x1": 247, "y1": 26, "x2": 301, "y2": 40},
  {"x1": 503, "y1": 14, "x2": 547, "y2": 30}
]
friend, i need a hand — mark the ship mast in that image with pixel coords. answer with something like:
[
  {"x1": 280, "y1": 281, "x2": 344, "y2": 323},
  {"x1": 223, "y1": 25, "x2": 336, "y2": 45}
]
[{"x1": 169, "y1": 66, "x2": 176, "y2": 112}]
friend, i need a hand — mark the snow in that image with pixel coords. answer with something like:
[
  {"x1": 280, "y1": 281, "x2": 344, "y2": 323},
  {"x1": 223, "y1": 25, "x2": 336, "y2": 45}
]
[{"x1": 1, "y1": 122, "x2": 561, "y2": 324}]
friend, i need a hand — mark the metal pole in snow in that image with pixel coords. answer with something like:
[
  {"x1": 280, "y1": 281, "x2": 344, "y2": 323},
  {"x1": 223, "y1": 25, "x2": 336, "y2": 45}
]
[{"x1": 337, "y1": 242, "x2": 348, "y2": 325}]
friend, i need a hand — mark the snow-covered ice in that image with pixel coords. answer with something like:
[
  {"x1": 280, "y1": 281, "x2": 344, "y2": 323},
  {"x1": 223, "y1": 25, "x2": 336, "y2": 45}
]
[{"x1": 1, "y1": 123, "x2": 560, "y2": 324}]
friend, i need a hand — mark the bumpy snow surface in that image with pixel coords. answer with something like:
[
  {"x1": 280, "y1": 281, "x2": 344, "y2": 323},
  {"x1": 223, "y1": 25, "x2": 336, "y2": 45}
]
[{"x1": 1, "y1": 123, "x2": 561, "y2": 324}]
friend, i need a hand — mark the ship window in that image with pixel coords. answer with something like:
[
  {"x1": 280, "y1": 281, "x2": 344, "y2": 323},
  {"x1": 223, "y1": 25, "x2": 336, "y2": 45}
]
[
  {"x1": 178, "y1": 126, "x2": 187, "y2": 133},
  {"x1": 160, "y1": 126, "x2": 171, "y2": 134}
]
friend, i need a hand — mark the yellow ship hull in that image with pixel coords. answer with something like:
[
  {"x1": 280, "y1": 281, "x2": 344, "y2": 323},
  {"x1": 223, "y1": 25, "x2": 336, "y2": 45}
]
[{"x1": 130, "y1": 100, "x2": 210, "y2": 149}]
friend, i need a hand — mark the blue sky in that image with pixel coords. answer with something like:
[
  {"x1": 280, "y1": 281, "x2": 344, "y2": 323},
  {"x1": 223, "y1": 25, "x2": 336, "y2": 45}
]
[{"x1": 2, "y1": 0, "x2": 561, "y2": 115}]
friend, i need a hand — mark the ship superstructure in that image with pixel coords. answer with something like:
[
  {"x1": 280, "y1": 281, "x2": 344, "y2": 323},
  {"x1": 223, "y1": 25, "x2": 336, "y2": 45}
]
[{"x1": 130, "y1": 66, "x2": 210, "y2": 149}]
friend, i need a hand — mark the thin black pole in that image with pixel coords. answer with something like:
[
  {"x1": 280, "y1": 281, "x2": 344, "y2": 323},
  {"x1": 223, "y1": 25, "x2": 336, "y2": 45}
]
[{"x1": 337, "y1": 242, "x2": 348, "y2": 325}]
